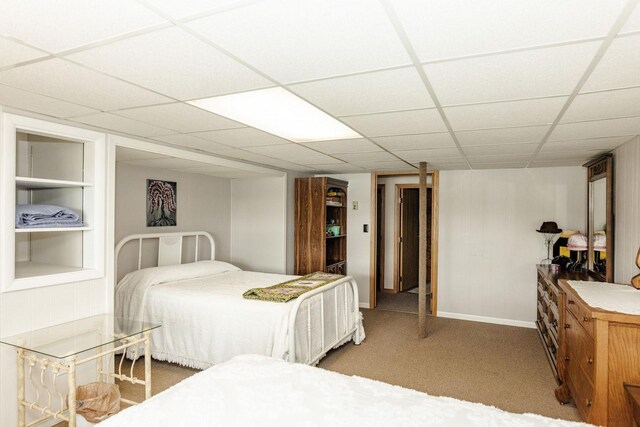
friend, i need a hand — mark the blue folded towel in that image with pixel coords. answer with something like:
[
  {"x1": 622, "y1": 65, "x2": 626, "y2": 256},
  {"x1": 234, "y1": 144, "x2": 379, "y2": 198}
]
[{"x1": 16, "y1": 204, "x2": 83, "y2": 228}]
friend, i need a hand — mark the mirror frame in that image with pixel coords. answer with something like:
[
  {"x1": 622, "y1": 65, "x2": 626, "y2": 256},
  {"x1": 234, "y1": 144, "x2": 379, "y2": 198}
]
[{"x1": 584, "y1": 154, "x2": 614, "y2": 283}]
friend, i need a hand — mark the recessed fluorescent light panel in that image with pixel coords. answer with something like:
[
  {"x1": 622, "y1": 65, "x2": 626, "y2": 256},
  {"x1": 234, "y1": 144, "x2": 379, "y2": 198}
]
[{"x1": 188, "y1": 87, "x2": 361, "y2": 142}]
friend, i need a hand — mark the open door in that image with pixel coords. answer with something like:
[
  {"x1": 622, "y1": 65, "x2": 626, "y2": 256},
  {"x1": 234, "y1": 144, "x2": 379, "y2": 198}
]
[{"x1": 399, "y1": 188, "x2": 419, "y2": 292}]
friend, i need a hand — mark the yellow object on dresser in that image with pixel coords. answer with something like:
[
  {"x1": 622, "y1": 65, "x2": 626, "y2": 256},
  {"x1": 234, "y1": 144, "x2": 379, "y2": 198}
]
[{"x1": 555, "y1": 280, "x2": 640, "y2": 426}]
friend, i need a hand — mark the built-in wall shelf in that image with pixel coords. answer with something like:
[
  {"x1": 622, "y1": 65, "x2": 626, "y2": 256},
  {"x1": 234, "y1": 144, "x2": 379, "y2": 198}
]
[
  {"x1": 1, "y1": 113, "x2": 106, "y2": 292},
  {"x1": 15, "y1": 227, "x2": 92, "y2": 233},
  {"x1": 15, "y1": 177, "x2": 93, "y2": 189}
]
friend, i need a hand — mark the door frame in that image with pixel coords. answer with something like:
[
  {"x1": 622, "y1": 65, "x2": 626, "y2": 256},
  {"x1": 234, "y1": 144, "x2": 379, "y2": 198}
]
[
  {"x1": 393, "y1": 184, "x2": 431, "y2": 294},
  {"x1": 377, "y1": 184, "x2": 386, "y2": 292},
  {"x1": 370, "y1": 171, "x2": 439, "y2": 315}
]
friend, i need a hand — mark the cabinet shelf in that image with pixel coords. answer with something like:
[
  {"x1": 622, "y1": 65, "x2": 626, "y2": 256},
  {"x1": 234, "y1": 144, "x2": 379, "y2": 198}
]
[
  {"x1": 15, "y1": 261, "x2": 87, "y2": 279},
  {"x1": 15, "y1": 227, "x2": 91, "y2": 233},
  {"x1": 326, "y1": 234, "x2": 346, "y2": 239},
  {"x1": 16, "y1": 177, "x2": 93, "y2": 189}
]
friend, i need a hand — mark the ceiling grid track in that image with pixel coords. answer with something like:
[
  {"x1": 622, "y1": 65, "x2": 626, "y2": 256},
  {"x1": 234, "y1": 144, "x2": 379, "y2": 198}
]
[
  {"x1": 135, "y1": 0, "x2": 417, "y2": 170},
  {"x1": 379, "y1": 0, "x2": 472, "y2": 169},
  {"x1": 526, "y1": 0, "x2": 640, "y2": 167}
]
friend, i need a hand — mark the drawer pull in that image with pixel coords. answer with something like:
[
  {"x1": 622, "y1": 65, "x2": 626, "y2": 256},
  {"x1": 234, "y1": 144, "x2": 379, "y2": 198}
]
[
  {"x1": 587, "y1": 357, "x2": 593, "y2": 364},
  {"x1": 564, "y1": 323, "x2": 570, "y2": 329},
  {"x1": 568, "y1": 300, "x2": 575, "y2": 305},
  {"x1": 582, "y1": 316, "x2": 590, "y2": 322},
  {"x1": 585, "y1": 399, "x2": 592, "y2": 407},
  {"x1": 565, "y1": 356, "x2": 570, "y2": 362}
]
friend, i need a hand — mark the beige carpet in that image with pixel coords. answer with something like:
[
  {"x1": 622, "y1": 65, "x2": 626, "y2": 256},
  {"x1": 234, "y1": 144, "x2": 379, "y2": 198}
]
[
  {"x1": 71, "y1": 309, "x2": 579, "y2": 424},
  {"x1": 376, "y1": 291, "x2": 423, "y2": 314}
]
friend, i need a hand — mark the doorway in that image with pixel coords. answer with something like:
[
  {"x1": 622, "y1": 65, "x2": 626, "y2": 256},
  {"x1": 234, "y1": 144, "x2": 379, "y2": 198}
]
[{"x1": 370, "y1": 172, "x2": 439, "y2": 315}]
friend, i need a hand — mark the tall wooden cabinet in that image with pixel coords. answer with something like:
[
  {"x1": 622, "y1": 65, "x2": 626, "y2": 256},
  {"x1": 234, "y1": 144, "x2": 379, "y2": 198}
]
[{"x1": 294, "y1": 177, "x2": 347, "y2": 275}]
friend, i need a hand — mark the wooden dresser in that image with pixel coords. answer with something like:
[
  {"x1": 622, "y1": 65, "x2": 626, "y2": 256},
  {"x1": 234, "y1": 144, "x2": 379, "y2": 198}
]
[
  {"x1": 555, "y1": 280, "x2": 640, "y2": 426},
  {"x1": 536, "y1": 265, "x2": 596, "y2": 382}
]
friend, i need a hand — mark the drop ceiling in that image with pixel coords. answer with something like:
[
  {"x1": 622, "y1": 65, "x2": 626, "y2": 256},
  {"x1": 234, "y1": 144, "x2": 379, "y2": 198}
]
[{"x1": 2, "y1": 0, "x2": 640, "y2": 173}]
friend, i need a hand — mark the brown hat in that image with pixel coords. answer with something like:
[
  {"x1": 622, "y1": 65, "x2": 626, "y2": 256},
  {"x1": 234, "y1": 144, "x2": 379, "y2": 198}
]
[{"x1": 537, "y1": 221, "x2": 562, "y2": 234}]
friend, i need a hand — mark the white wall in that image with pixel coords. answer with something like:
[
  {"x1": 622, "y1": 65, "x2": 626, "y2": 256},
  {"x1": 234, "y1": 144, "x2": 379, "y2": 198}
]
[
  {"x1": 115, "y1": 162, "x2": 232, "y2": 279},
  {"x1": 614, "y1": 136, "x2": 640, "y2": 284},
  {"x1": 437, "y1": 167, "x2": 586, "y2": 327},
  {"x1": 326, "y1": 173, "x2": 372, "y2": 307},
  {"x1": 230, "y1": 176, "x2": 287, "y2": 274}
]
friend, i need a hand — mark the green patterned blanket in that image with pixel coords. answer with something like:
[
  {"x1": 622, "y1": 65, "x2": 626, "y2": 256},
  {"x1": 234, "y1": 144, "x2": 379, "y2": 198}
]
[{"x1": 243, "y1": 272, "x2": 345, "y2": 303}]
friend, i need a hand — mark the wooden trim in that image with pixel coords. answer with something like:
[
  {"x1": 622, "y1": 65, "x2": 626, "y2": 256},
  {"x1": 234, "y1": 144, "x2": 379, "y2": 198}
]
[
  {"x1": 377, "y1": 184, "x2": 386, "y2": 293},
  {"x1": 418, "y1": 163, "x2": 428, "y2": 338},
  {"x1": 430, "y1": 170, "x2": 439, "y2": 317},
  {"x1": 369, "y1": 173, "x2": 377, "y2": 309}
]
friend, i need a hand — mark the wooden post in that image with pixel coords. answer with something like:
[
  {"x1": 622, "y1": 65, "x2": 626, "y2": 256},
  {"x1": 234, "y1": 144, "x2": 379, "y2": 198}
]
[{"x1": 419, "y1": 162, "x2": 428, "y2": 338}]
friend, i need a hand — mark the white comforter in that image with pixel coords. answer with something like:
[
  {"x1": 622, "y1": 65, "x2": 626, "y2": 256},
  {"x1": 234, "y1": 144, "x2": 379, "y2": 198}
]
[
  {"x1": 101, "y1": 355, "x2": 590, "y2": 427},
  {"x1": 115, "y1": 261, "x2": 301, "y2": 368}
]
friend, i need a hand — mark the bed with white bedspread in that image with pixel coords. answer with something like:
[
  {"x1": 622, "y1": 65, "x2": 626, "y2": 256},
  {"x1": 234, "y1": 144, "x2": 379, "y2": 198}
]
[
  {"x1": 100, "y1": 355, "x2": 589, "y2": 427},
  {"x1": 115, "y1": 232, "x2": 364, "y2": 368}
]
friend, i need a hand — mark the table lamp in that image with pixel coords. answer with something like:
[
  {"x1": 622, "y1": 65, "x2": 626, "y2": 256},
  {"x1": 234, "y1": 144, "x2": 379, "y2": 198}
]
[{"x1": 537, "y1": 222, "x2": 562, "y2": 265}]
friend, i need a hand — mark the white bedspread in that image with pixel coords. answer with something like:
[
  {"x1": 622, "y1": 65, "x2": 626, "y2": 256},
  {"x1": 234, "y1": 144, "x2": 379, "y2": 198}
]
[
  {"x1": 101, "y1": 355, "x2": 590, "y2": 427},
  {"x1": 567, "y1": 280, "x2": 640, "y2": 315},
  {"x1": 116, "y1": 262, "x2": 303, "y2": 368}
]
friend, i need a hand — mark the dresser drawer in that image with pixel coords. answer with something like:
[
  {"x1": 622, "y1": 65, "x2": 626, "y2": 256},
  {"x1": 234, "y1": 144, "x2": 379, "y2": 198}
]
[
  {"x1": 565, "y1": 294, "x2": 593, "y2": 338},
  {"x1": 567, "y1": 356, "x2": 594, "y2": 422},
  {"x1": 565, "y1": 310, "x2": 595, "y2": 384}
]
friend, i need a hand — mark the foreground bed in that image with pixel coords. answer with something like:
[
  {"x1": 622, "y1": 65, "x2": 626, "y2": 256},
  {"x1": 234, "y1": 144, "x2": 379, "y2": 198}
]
[
  {"x1": 101, "y1": 355, "x2": 589, "y2": 427},
  {"x1": 115, "y1": 232, "x2": 364, "y2": 368}
]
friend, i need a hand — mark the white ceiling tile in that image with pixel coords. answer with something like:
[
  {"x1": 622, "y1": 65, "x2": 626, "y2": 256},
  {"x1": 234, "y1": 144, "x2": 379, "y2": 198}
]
[
  {"x1": 0, "y1": 84, "x2": 98, "y2": 118},
  {"x1": 444, "y1": 97, "x2": 568, "y2": 131},
  {"x1": 392, "y1": 148, "x2": 463, "y2": 162},
  {"x1": 187, "y1": 0, "x2": 411, "y2": 83},
  {"x1": 540, "y1": 136, "x2": 631, "y2": 153},
  {"x1": 114, "y1": 102, "x2": 242, "y2": 133},
  {"x1": 70, "y1": 112, "x2": 172, "y2": 137},
  {"x1": 310, "y1": 163, "x2": 366, "y2": 173},
  {"x1": 445, "y1": 98, "x2": 567, "y2": 130},
  {"x1": 245, "y1": 144, "x2": 344, "y2": 165},
  {"x1": 620, "y1": 5, "x2": 640, "y2": 34},
  {"x1": 468, "y1": 154, "x2": 532, "y2": 163},
  {"x1": 152, "y1": 134, "x2": 230, "y2": 151},
  {"x1": 391, "y1": 0, "x2": 626, "y2": 61},
  {"x1": 563, "y1": 87, "x2": 640, "y2": 123},
  {"x1": 340, "y1": 109, "x2": 446, "y2": 137},
  {"x1": 0, "y1": 38, "x2": 47, "y2": 68},
  {"x1": 582, "y1": 35, "x2": 640, "y2": 92},
  {"x1": 68, "y1": 27, "x2": 272, "y2": 101},
  {"x1": 471, "y1": 162, "x2": 529, "y2": 170},
  {"x1": 212, "y1": 149, "x2": 315, "y2": 172},
  {"x1": 456, "y1": 126, "x2": 549, "y2": 146},
  {"x1": 288, "y1": 68, "x2": 434, "y2": 116},
  {"x1": 335, "y1": 151, "x2": 397, "y2": 162},
  {"x1": 431, "y1": 163, "x2": 470, "y2": 171},
  {"x1": 372, "y1": 133, "x2": 455, "y2": 151},
  {"x1": 116, "y1": 147, "x2": 167, "y2": 162},
  {"x1": 0, "y1": 0, "x2": 164, "y2": 52},
  {"x1": 549, "y1": 116, "x2": 640, "y2": 141},
  {"x1": 534, "y1": 151, "x2": 594, "y2": 161},
  {"x1": 463, "y1": 143, "x2": 538, "y2": 157},
  {"x1": 192, "y1": 127, "x2": 291, "y2": 147},
  {"x1": 142, "y1": 0, "x2": 246, "y2": 19},
  {"x1": 353, "y1": 160, "x2": 414, "y2": 171},
  {"x1": 529, "y1": 159, "x2": 589, "y2": 167},
  {"x1": 301, "y1": 138, "x2": 381, "y2": 154},
  {"x1": 425, "y1": 42, "x2": 599, "y2": 105},
  {"x1": 0, "y1": 59, "x2": 171, "y2": 110},
  {"x1": 121, "y1": 157, "x2": 210, "y2": 169}
]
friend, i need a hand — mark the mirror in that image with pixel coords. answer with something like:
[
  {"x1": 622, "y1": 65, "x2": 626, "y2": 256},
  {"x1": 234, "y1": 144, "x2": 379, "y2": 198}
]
[{"x1": 585, "y1": 155, "x2": 614, "y2": 282}]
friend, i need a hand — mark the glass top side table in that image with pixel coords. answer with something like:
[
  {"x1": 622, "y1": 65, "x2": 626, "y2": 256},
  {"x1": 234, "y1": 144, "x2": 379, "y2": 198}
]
[{"x1": 0, "y1": 315, "x2": 160, "y2": 427}]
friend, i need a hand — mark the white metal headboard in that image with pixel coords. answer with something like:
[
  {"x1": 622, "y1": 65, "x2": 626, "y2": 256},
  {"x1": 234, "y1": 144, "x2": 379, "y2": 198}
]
[{"x1": 115, "y1": 231, "x2": 215, "y2": 277}]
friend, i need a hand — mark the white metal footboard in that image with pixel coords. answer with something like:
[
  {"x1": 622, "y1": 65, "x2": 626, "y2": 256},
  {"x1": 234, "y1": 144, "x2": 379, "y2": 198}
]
[{"x1": 287, "y1": 276, "x2": 363, "y2": 365}]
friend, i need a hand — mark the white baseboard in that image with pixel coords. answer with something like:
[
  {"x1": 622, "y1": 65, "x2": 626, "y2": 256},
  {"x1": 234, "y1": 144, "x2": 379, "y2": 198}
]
[
  {"x1": 359, "y1": 302, "x2": 370, "y2": 309},
  {"x1": 437, "y1": 311, "x2": 536, "y2": 329}
]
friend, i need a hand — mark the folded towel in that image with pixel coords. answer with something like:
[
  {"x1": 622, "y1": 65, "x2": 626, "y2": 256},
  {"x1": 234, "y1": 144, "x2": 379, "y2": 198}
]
[{"x1": 16, "y1": 204, "x2": 82, "y2": 228}]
